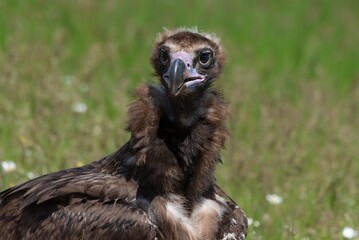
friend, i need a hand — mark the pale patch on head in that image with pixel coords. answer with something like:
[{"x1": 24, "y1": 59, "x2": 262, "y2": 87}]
[
  {"x1": 156, "y1": 27, "x2": 222, "y2": 49},
  {"x1": 163, "y1": 42, "x2": 197, "y2": 58},
  {"x1": 162, "y1": 26, "x2": 221, "y2": 46}
]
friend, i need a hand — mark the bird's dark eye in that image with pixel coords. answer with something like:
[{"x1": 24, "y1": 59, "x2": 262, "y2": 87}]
[
  {"x1": 199, "y1": 51, "x2": 212, "y2": 66},
  {"x1": 159, "y1": 49, "x2": 169, "y2": 65}
]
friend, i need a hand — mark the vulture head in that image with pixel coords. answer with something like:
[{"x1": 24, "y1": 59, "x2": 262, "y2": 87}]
[{"x1": 151, "y1": 28, "x2": 226, "y2": 97}]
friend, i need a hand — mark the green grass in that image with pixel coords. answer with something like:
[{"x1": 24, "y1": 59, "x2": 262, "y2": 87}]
[{"x1": 0, "y1": 0, "x2": 358, "y2": 239}]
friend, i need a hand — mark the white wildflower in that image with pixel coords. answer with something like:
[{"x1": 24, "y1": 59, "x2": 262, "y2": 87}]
[
  {"x1": 93, "y1": 125, "x2": 102, "y2": 135},
  {"x1": 26, "y1": 172, "x2": 37, "y2": 179},
  {"x1": 247, "y1": 218, "x2": 253, "y2": 226},
  {"x1": 71, "y1": 102, "x2": 88, "y2": 113},
  {"x1": 247, "y1": 218, "x2": 260, "y2": 228},
  {"x1": 62, "y1": 75, "x2": 75, "y2": 85},
  {"x1": 342, "y1": 227, "x2": 357, "y2": 239},
  {"x1": 265, "y1": 193, "x2": 283, "y2": 205},
  {"x1": 253, "y1": 220, "x2": 261, "y2": 228},
  {"x1": 1, "y1": 160, "x2": 17, "y2": 173}
]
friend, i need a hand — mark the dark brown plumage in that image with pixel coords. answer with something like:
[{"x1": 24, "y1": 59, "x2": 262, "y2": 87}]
[{"x1": 0, "y1": 28, "x2": 247, "y2": 240}]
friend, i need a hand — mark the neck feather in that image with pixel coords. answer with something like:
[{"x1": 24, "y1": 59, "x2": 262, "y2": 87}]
[{"x1": 125, "y1": 84, "x2": 228, "y2": 200}]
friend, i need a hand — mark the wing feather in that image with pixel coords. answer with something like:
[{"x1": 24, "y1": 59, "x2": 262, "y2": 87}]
[{"x1": 0, "y1": 167, "x2": 156, "y2": 239}]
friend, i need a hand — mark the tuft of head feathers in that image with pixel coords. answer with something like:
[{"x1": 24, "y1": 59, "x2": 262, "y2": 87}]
[{"x1": 156, "y1": 27, "x2": 222, "y2": 47}]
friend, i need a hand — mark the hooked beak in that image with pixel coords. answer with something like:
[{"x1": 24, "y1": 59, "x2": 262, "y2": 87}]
[{"x1": 163, "y1": 52, "x2": 205, "y2": 96}]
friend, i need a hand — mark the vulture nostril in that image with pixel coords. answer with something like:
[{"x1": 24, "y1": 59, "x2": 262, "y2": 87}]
[{"x1": 187, "y1": 63, "x2": 190, "y2": 68}]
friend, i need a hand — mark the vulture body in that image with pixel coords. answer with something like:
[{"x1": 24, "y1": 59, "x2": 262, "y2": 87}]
[{"x1": 0, "y1": 28, "x2": 247, "y2": 240}]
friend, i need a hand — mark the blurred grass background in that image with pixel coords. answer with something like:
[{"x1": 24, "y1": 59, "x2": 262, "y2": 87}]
[{"x1": 0, "y1": 0, "x2": 358, "y2": 239}]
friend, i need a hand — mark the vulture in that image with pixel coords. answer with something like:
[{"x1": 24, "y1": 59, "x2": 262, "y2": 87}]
[{"x1": 0, "y1": 28, "x2": 248, "y2": 240}]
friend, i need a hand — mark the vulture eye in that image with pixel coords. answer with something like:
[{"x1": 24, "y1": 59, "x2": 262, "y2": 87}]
[
  {"x1": 159, "y1": 49, "x2": 169, "y2": 65},
  {"x1": 199, "y1": 50, "x2": 212, "y2": 66}
]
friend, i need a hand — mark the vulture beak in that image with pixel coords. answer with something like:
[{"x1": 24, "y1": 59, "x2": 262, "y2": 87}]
[{"x1": 163, "y1": 52, "x2": 205, "y2": 96}]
